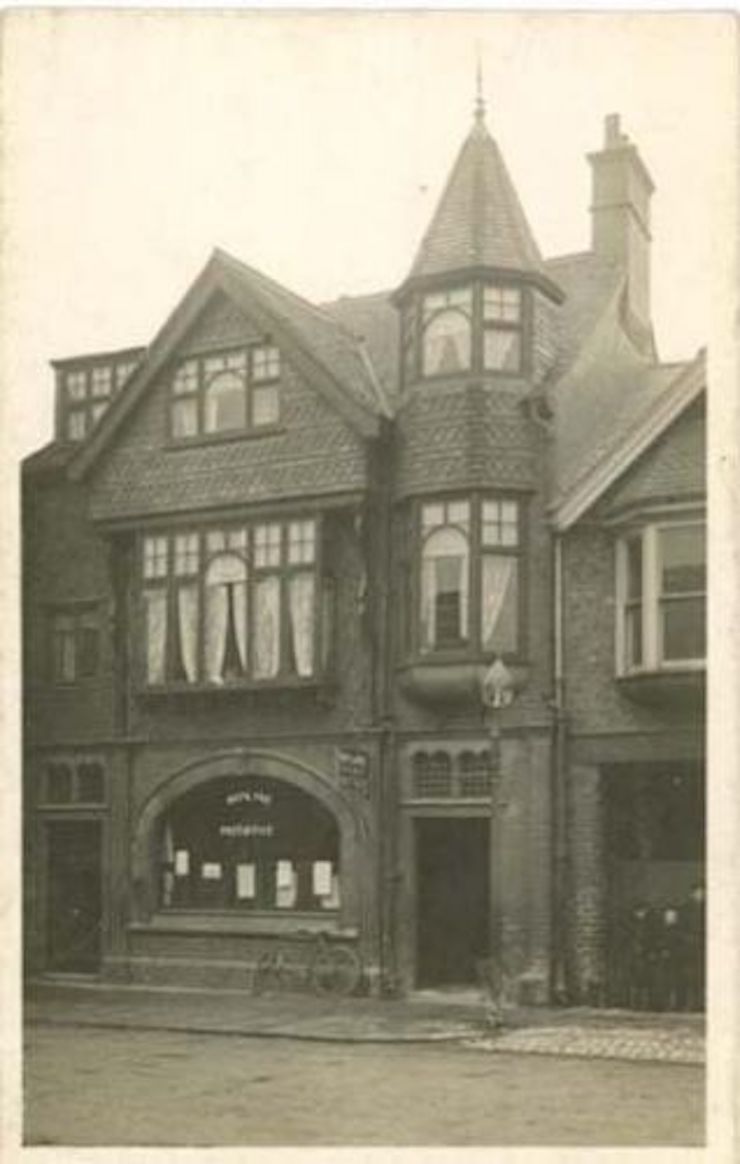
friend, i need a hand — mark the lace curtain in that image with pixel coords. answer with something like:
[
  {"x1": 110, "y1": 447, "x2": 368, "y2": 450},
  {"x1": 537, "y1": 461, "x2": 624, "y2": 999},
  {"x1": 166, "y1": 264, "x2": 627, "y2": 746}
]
[
  {"x1": 481, "y1": 556, "x2": 517, "y2": 653},
  {"x1": 205, "y1": 555, "x2": 247, "y2": 682},
  {"x1": 289, "y1": 573, "x2": 315, "y2": 676},
  {"x1": 144, "y1": 589, "x2": 167, "y2": 683},
  {"x1": 421, "y1": 526, "x2": 469, "y2": 648},
  {"x1": 254, "y1": 575, "x2": 280, "y2": 678}
]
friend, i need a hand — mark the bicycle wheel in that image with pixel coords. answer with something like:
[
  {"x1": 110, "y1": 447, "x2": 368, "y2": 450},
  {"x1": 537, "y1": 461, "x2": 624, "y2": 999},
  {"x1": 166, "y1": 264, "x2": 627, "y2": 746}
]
[
  {"x1": 311, "y1": 944, "x2": 361, "y2": 997},
  {"x1": 252, "y1": 951, "x2": 280, "y2": 995}
]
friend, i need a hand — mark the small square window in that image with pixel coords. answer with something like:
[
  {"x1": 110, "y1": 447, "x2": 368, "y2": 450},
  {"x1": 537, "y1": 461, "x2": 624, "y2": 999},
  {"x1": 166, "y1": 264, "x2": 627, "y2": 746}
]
[
  {"x1": 484, "y1": 286, "x2": 521, "y2": 323},
  {"x1": 143, "y1": 536, "x2": 169, "y2": 579},
  {"x1": 252, "y1": 383, "x2": 279, "y2": 427},
  {"x1": 253, "y1": 346, "x2": 280, "y2": 382},
  {"x1": 483, "y1": 500, "x2": 519, "y2": 546},
  {"x1": 288, "y1": 520, "x2": 316, "y2": 565},
  {"x1": 174, "y1": 533, "x2": 199, "y2": 576},
  {"x1": 255, "y1": 524, "x2": 282, "y2": 568},
  {"x1": 91, "y1": 366, "x2": 112, "y2": 397},
  {"x1": 66, "y1": 371, "x2": 87, "y2": 401},
  {"x1": 446, "y1": 501, "x2": 470, "y2": 530}
]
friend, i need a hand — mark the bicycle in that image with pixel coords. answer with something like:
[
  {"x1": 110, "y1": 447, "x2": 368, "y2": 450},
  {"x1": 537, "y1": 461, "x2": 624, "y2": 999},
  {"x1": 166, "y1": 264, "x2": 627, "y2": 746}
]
[{"x1": 252, "y1": 931, "x2": 362, "y2": 997}]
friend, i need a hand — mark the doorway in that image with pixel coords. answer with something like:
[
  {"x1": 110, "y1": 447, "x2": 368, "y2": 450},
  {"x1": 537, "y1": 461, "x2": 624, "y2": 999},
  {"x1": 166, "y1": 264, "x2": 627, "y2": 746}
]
[
  {"x1": 47, "y1": 820, "x2": 102, "y2": 972},
  {"x1": 415, "y1": 817, "x2": 489, "y2": 987}
]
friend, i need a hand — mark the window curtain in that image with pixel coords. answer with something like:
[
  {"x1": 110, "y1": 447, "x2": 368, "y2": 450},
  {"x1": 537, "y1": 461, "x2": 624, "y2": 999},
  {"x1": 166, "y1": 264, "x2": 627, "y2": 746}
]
[
  {"x1": 144, "y1": 589, "x2": 167, "y2": 683},
  {"x1": 254, "y1": 575, "x2": 280, "y2": 678},
  {"x1": 481, "y1": 556, "x2": 517, "y2": 652},
  {"x1": 205, "y1": 555, "x2": 247, "y2": 682},
  {"x1": 177, "y1": 585, "x2": 199, "y2": 682},
  {"x1": 289, "y1": 574, "x2": 315, "y2": 676},
  {"x1": 421, "y1": 527, "x2": 469, "y2": 648}
]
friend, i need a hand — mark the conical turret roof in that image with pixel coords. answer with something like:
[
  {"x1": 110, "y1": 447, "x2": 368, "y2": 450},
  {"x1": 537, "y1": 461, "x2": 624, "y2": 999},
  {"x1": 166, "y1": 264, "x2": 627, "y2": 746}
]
[{"x1": 407, "y1": 109, "x2": 548, "y2": 283}]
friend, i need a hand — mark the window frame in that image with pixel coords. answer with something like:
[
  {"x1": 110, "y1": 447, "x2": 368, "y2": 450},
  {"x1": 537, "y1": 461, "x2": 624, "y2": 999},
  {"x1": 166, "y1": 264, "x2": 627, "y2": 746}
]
[
  {"x1": 169, "y1": 344, "x2": 282, "y2": 442},
  {"x1": 139, "y1": 516, "x2": 326, "y2": 690},
  {"x1": 40, "y1": 759, "x2": 107, "y2": 808},
  {"x1": 48, "y1": 604, "x2": 101, "y2": 686},
  {"x1": 402, "y1": 279, "x2": 530, "y2": 388},
  {"x1": 59, "y1": 359, "x2": 135, "y2": 441},
  {"x1": 412, "y1": 493, "x2": 526, "y2": 661},
  {"x1": 615, "y1": 518, "x2": 706, "y2": 675}
]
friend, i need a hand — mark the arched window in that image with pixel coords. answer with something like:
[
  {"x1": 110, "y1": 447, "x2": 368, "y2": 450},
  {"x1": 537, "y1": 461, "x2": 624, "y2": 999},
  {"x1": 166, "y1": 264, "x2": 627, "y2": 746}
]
[
  {"x1": 421, "y1": 525, "x2": 470, "y2": 650},
  {"x1": 421, "y1": 288, "x2": 472, "y2": 376},
  {"x1": 204, "y1": 369, "x2": 247, "y2": 433},
  {"x1": 159, "y1": 776, "x2": 340, "y2": 913}
]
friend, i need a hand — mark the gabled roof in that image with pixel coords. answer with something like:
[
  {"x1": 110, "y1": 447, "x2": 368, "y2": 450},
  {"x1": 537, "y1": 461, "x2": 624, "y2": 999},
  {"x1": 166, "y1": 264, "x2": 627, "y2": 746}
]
[
  {"x1": 69, "y1": 248, "x2": 388, "y2": 480},
  {"x1": 550, "y1": 347, "x2": 706, "y2": 531},
  {"x1": 322, "y1": 290, "x2": 400, "y2": 408},
  {"x1": 404, "y1": 111, "x2": 551, "y2": 288}
]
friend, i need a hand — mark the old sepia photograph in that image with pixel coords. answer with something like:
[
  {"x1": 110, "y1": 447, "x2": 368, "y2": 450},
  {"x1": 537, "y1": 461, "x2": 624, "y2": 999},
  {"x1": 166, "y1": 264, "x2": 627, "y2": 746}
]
[{"x1": 2, "y1": 8, "x2": 737, "y2": 1157}]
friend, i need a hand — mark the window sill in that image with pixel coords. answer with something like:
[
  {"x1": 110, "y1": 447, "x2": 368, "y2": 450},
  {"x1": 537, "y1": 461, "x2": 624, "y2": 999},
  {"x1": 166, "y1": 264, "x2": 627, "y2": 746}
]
[
  {"x1": 165, "y1": 425, "x2": 284, "y2": 450},
  {"x1": 616, "y1": 666, "x2": 705, "y2": 709},
  {"x1": 130, "y1": 911, "x2": 353, "y2": 940},
  {"x1": 398, "y1": 656, "x2": 530, "y2": 707},
  {"x1": 138, "y1": 675, "x2": 330, "y2": 697}
]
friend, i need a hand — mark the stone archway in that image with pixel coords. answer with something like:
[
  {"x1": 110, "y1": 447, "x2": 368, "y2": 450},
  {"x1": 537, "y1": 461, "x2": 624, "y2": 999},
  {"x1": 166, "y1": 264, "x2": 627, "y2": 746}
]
[{"x1": 131, "y1": 748, "x2": 364, "y2": 925}]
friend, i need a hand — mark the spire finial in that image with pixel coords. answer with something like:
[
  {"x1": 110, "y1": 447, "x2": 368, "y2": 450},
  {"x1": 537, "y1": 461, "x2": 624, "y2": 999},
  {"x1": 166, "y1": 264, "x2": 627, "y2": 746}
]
[{"x1": 475, "y1": 51, "x2": 486, "y2": 124}]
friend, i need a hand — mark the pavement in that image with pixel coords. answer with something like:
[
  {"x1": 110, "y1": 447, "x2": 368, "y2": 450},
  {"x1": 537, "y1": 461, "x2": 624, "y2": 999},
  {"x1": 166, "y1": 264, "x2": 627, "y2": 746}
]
[{"x1": 24, "y1": 977, "x2": 705, "y2": 1065}]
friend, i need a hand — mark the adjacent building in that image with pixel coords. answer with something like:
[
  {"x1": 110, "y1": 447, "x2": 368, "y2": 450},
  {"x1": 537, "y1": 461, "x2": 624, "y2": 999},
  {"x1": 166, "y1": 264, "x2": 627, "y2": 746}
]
[{"x1": 23, "y1": 105, "x2": 705, "y2": 1008}]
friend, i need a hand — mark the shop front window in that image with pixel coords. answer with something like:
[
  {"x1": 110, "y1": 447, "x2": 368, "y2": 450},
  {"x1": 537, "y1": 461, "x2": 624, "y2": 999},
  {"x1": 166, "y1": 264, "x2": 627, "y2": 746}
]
[{"x1": 158, "y1": 777, "x2": 340, "y2": 913}]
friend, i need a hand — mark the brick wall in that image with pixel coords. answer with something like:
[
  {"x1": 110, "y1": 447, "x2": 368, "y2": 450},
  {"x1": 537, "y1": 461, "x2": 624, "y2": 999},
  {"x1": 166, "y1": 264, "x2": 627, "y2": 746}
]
[{"x1": 23, "y1": 473, "x2": 116, "y2": 744}]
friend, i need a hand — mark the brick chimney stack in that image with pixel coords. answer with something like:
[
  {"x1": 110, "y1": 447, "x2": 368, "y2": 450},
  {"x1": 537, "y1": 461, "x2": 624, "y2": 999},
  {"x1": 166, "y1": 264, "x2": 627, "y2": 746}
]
[{"x1": 589, "y1": 114, "x2": 655, "y2": 334}]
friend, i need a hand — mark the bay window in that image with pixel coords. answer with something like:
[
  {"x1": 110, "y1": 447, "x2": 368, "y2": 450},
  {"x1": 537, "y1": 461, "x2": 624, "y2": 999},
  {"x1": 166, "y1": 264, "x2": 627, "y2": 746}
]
[
  {"x1": 402, "y1": 281, "x2": 527, "y2": 386},
  {"x1": 419, "y1": 496, "x2": 522, "y2": 657},
  {"x1": 141, "y1": 517, "x2": 324, "y2": 687},
  {"x1": 617, "y1": 521, "x2": 705, "y2": 673}
]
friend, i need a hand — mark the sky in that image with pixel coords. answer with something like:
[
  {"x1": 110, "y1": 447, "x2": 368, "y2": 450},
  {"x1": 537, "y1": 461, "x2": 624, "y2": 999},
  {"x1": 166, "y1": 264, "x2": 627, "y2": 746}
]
[{"x1": 1, "y1": 10, "x2": 735, "y2": 458}]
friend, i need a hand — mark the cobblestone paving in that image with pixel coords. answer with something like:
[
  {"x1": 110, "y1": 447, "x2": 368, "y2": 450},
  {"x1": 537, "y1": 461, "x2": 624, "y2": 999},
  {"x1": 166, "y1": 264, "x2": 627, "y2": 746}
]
[{"x1": 467, "y1": 1024, "x2": 704, "y2": 1064}]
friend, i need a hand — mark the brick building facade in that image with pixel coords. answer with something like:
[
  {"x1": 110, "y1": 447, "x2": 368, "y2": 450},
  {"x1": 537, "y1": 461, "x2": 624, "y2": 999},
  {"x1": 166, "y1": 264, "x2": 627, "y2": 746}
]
[{"x1": 22, "y1": 106, "x2": 705, "y2": 1008}]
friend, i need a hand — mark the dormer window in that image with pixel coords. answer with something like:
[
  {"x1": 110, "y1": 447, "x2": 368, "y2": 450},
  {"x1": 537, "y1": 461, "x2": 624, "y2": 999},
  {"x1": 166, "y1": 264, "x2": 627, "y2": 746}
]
[
  {"x1": 170, "y1": 345, "x2": 281, "y2": 440},
  {"x1": 59, "y1": 357, "x2": 135, "y2": 441},
  {"x1": 421, "y1": 288, "x2": 473, "y2": 376}
]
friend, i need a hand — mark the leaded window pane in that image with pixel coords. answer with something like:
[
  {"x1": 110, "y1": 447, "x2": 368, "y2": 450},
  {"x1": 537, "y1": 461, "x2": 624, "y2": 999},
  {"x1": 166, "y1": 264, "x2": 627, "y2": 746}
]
[
  {"x1": 174, "y1": 533, "x2": 200, "y2": 576},
  {"x1": 252, "y1": 346, "x2": 280, "y2": 382},
  {"x1": 143, "y1": 536, "x2": 168, "y2": 579},
  {"x1": 288, "y1": 520, "x2": 316, "y2": 565},
  {"x1": 91, "y1": 366, "x2": 112, "y2": 397},
  {"x1": 255, "y1": 524, "x2": 282, "y2": 568},
  {"x1": 484, "y1": 286, "x2": 521, "y2": 322}
]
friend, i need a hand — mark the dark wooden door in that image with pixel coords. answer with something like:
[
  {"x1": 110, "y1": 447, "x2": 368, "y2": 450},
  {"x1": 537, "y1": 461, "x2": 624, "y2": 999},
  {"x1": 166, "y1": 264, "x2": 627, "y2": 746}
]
[
  {"x1": 47, "y1": 820, "x2": 102, "y2": 972},
  {"x1": 416, "y1": 817, "x2": 489, "y2": 987}
]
